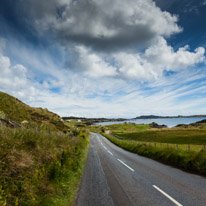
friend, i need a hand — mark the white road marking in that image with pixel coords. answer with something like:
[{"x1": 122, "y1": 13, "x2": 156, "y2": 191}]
[
  {"x1": 153, "y1": 185, "x2": 183, "y2": 206},
  {"x1": 103, "y1": 146, "x2": 107, "y2": 150},
  {"x1": 117, "y1": 159, "x2": 134, "y2": 172},
  {"x1": 107, "y1": 150, "x2": 113, "y2": 156}
]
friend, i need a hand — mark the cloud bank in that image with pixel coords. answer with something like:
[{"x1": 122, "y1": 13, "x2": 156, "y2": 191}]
[
  {"x1": 1, "y1": 38, "x2": 206, "y2": 118},
  {"x1": 21, "y1": 0, "x2": 204, "y2": 81},
  {"x1": 0, "y1": 0, "x2": 206, "y2": 117},
  {"x1": 25, "y1": 0, "x2": 181, "y2": 51},
  {"x1": 2, "y1": 0, "x2": 202, "y2": 82}
]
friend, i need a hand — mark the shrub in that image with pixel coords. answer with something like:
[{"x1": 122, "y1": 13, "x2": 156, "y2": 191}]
[{"x1": 101, "y1": 127, "x2": 105, "y2": 133}]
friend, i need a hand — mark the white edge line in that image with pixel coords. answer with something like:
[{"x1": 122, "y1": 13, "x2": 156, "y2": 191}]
[
  {"x1": 153, "y1": 185, "x2": 183, "y2": 206},
  {"x1": 117, "y1": 159, "x2": 134, "y2": 172},
  {"x1": 108, "y1": 150, "x2": 113, "y2": 156}
]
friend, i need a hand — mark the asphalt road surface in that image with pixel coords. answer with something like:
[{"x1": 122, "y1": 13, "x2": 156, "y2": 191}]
[{"x1": 75, "y1": 133, "x2": 206, "y2": 206}]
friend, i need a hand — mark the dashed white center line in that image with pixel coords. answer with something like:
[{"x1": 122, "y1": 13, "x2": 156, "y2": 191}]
[
  {"x1": 117, "y1": 159, "x2": 134, "y2": 172},
  {"x1": 153, "y1": 185, "x2": 183, "y2": 206},
  {"x1": 107, "y1": 150, "x2": 113, "y2": 156},
  {"x1": 103, "y1": 146, "x2": 107, "y2": 150}
]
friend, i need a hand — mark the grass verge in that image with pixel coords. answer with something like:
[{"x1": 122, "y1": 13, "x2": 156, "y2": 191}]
[
  {"x1": 0, "y1": 125, "x2": 90, "y2": 206},
  {"x1": 101, "y1": 133, "x2": 206, "y2": 176}
]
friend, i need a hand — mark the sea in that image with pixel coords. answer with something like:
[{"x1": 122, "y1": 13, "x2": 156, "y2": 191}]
[{"x1": 94, "y1": 117, "x2": 206, "y2": 128}]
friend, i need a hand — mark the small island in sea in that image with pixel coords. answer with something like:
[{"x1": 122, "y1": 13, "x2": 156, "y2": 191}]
[{"x1": 134, "y1": 115, "x2": 206, "y2": 119}]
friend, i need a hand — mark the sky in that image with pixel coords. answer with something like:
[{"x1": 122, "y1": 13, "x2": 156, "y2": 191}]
[{"x1": 0, "y1": 0, "x2": 206, "y2": 118}]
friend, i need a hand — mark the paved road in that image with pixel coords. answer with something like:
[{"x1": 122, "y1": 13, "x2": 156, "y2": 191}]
[{"x1": 75, "y1": 133, "x2": 206, "y2": 206}]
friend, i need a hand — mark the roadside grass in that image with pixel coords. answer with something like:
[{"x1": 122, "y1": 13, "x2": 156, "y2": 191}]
[
  {"x1": 0, "y1": 124, "x2": 90, "y2": 206},
  {"x1": 102, "y1": 133, "x2": 206, "y2": 175},
  {"x1": 107, "y1": 139, "x2": 204, "y2": 152},
  {"x1": 87, "y1": 125, "x2": 102, "y2": 133},
  {"x1": 89, "y1": 123, "x2": 206, "y2": 151},
  {"x1": 90, "y1": 123, "x2": 206, "y2": 174}
]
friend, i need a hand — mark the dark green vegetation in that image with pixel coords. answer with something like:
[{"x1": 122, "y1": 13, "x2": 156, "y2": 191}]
[
  {"x1": 0, "y1": 91, "x2": 90, "y2": 206},
  {"x1": 102, "y1": 133, "x2": 206, "y2": 175}
]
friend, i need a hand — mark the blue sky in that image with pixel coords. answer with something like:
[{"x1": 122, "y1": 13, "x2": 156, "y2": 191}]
[{"x1": 0, "y1": 0, "x2": 206, "y2": 118}]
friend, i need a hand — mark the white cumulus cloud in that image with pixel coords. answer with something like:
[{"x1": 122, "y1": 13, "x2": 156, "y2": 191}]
[
  {"x1": 67, "y1": 46, "x2": 117, "y2": 78},
  {"x1": 67, "y1": 37, "x2": 205, "y2": 81}
]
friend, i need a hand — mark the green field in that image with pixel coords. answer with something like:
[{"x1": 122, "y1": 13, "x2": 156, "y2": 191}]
[
  {"x1": 102, "y1": 133, "x2": 206, "y2": 175},
  {"x1": 96, "y1": 123, "x2": 206, "y2": 150},
  {"x1": 113, "y1": 129, "x2": 206, "y2": 144},
  {"x1": 96, "y1": 122, "x2": 206, "y2": 175}
]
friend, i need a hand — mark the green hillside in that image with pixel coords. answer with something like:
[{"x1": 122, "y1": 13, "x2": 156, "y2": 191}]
[
  {"x1": 0, "y1": 91, "x2": 68, "y2": 132},
  {"x1": 0, "y1": 91, "x2": 90, "y2": 206}
]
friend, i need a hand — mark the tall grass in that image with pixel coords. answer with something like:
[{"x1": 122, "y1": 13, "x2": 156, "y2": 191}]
[
  {"x1": 0, "y1": 125, "x2": 90, "y2": 206},
  {"x1": 102, "y1": 133, "x2": 206, "y2": 175}
]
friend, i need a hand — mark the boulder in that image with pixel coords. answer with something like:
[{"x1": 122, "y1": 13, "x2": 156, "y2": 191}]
[{"x1": 149, "y1": 122, "x2": 167, "y2": 128}]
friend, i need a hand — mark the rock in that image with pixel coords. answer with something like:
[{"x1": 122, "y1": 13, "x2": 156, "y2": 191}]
[
  {"x1": 195, "y1": 119, "x2": 206, "y2": 124},
  {"x1": 0, "y1": 119, "x2": 21, "y2": 128},
  {"x1": 149, "y1": 122, "x2": 167, "y2": 128},
  {"x1": 21, "y1": 120, "x2": 29, "y2": 124}
]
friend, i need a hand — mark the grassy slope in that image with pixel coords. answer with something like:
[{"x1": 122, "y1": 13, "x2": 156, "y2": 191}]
[
  {"x1": 0, "y1": 91, "x2": 90, "y2": 206},
  {"x1": 0, "y1": 91, "x2": 68, "y2": 132}
]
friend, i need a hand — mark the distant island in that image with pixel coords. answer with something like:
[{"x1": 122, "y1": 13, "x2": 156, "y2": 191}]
[
  {"x1": 134, "y1": 115, "x2": 206, "y2": 119},
  {"x1": 62, "y1": 115, "x2": 206, "y2": 125},
  {"x1": 62, "y1": 116, "x2": 127, "y2": 125}
]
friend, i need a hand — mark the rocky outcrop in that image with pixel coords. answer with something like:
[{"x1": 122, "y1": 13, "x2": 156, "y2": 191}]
[
  {"x1": 0, "y1": 119, "x2": 21, "y2": 128},
  {"x1": 149, "y1": 122, "x2": 167, "y2": 128}
]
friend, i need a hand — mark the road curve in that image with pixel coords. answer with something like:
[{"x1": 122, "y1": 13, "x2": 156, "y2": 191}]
[{"x1": 75, "y1": 133, "x2": 206, "y2": 206}]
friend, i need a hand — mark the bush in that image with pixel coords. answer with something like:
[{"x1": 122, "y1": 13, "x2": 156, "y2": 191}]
[{"x1": 101, "y1": 127, "x2": 105, "y2": 133}]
